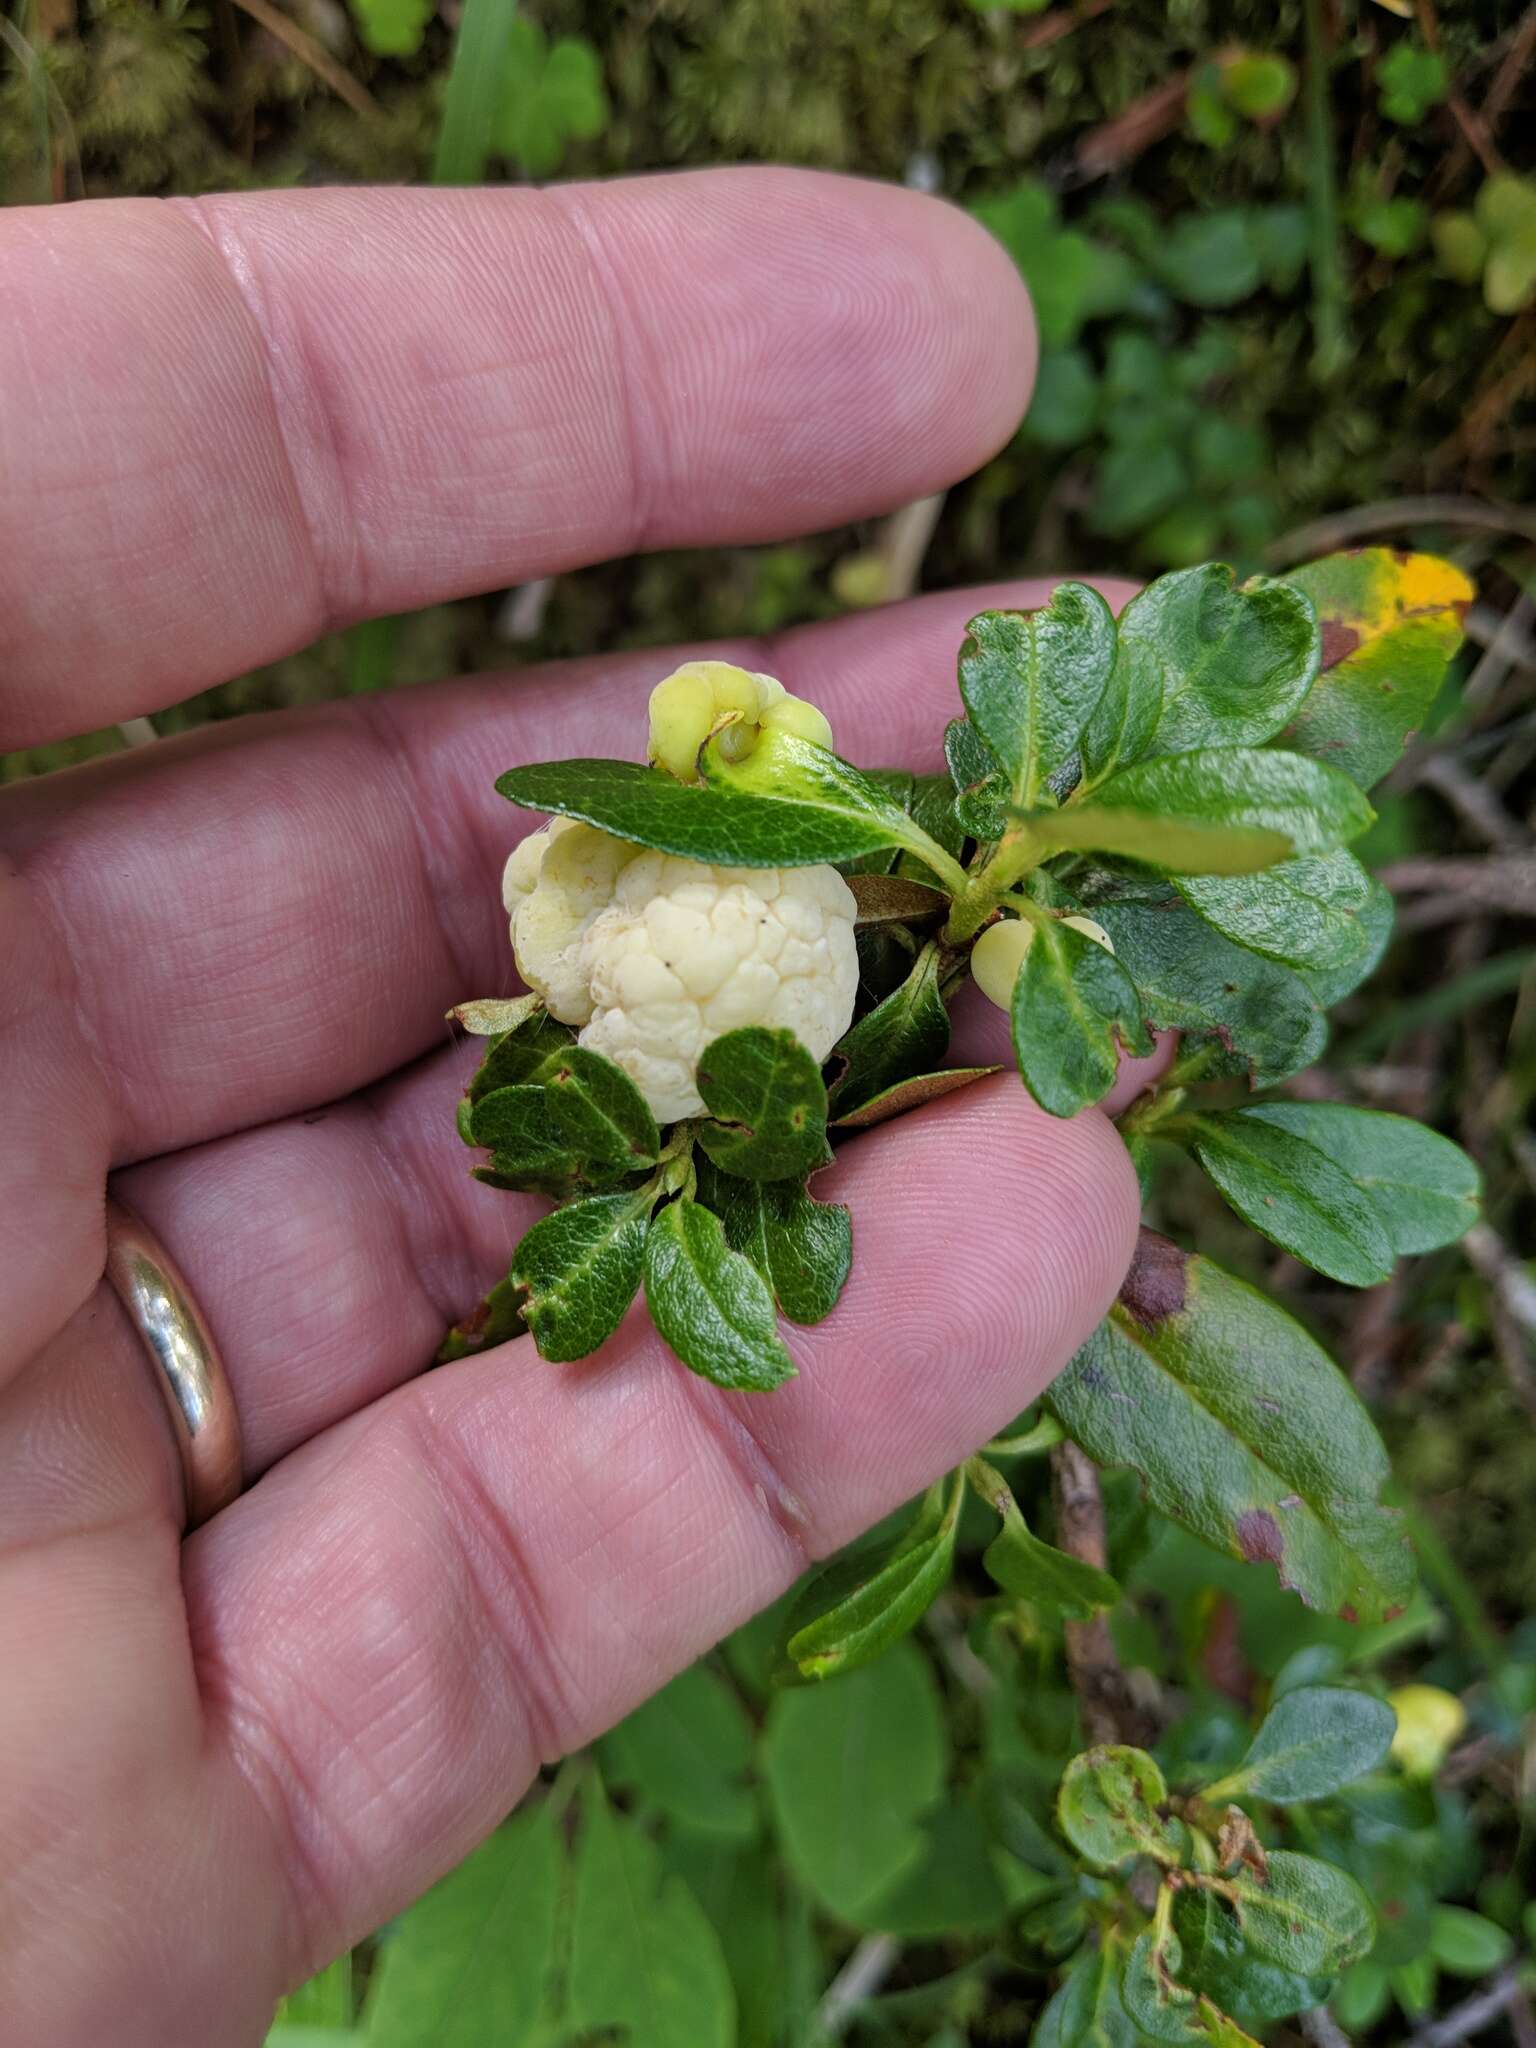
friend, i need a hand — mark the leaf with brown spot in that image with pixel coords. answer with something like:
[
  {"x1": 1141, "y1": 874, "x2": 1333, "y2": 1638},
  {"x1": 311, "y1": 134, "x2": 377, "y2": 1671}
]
[
  {"x1": 1281, "y1": 550, "x2": 1473, "y2": 789},
  {"x1": 1046, "y1": 1233, "x2": 1414, "y2": 1622}
]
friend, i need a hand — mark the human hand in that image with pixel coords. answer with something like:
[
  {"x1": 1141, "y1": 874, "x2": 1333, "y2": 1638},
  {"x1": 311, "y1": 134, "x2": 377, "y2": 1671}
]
[{"x1": 0, "y1": 169, "x2": 1149, "y2": 2045}]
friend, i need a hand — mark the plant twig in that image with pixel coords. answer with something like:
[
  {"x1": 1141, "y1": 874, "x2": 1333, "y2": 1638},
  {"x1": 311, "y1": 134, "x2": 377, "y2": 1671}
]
[
  {"x1": 816, "y1": 1934, "x2": 901, "y2": 2038},
  {"x1": 1380, "y1": 856, "x2": 1536, "y2": 920},
  {"x1": 229, "y1": 0, "x2": 378, "y2": 116},
  {"x1": 1264, "y1": 495, "x2": 1536, "y2": 563},
  {"x1": 875, "y1": 493, "x2": 946, "y2": 603},
  {"x1": 1408, "y1": 1964, "x2": 1529, "y2": 2046},
  {"x1": 1051, "y1": 1441, "x2": 1155, "y2": 1747},
  {"x1": 1301, "y1": 2005, "x2": 1352, "y2": 2048},
  {"x1": 1411, "y1": 754, "x2": 1525, "y2": 850}
]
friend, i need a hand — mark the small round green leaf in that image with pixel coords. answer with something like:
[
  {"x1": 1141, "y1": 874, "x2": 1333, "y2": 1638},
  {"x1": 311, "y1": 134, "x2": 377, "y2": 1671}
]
[
  {"x1": 510, "y1": 1193, "x2": 649, "y2": 1362},
  {"x1": 1057, "y1": 1747, "x2": 1187, "y2": 1870},
  {"x1": 1221, "y1": 1851, "x2": 1375, "y2": 1976},
  {"x1": 695, "y1": 1027, "x2": 830, "y2": 1182},
  {"x1": 957, "y1": 586, "x2": 1118, "y2": 809},
  {"x1": 1189, "y1": 1111, "x2": 1396, "y2": 1287},
  {"x1": 542, "y1": 1046, "x2": 660, "y2": 1174},
  {"x1": 1011, "y1": 917, "x2": 1152, "y2": 1120},
  {"x1": 1428, "y1": 1905, "x2": 1512, "y2": 1978}
]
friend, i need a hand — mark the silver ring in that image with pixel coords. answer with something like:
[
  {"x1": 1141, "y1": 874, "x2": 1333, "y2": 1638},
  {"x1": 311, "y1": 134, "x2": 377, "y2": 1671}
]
[{"x1": 103, "y1": 1198, "x2": 243, "y2": 1529}]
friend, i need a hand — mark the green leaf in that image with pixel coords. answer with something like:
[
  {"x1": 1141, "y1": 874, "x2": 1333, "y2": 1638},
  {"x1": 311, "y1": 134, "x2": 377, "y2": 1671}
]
[
  {"x1": 1047, "y1": 749, "x2": 1374, "y2": 873},
  {"x1": 1377, "y1": 41, "x2": 1448, "y2": 124},
  {"x1": 497, "y1": 746, "x2": 961, "y2": 883},
  {"x1": 1032, "y1": 1939, "x2": 1144, "y2": 2047},
  {"x1": 1176, "y1": 850, "x2": 1381, "y2": 976},
  {"x1": 972, "y1": 1459, "x2": 1120, "y2": 1618},
  {"x1": 1173, "y1": 1887, "x2": 1329, "y2": 2027},
  {"x1": 860, "y1": 1802, "x2": 1009, "y2": 1937},
  {"x1": 1154, "y1": 210, "x2": 1262, "y2": 306},
  {"x1": 695, "y1": 1027, "x2": 831, "y2": 1182},
  {"x1": 1011, "y1": 917, "x2": 1152, "y2": 1119},
  {"x1": 1088, "y1": 890, "x2": 1325, "y2": 1086},
  {"x1": 350, "y1": 0, "x2": 432, "y2": 58},
  {"x1": 495, "y1": 19, "x2": 608, "y2": 176},
  {"x1": 361, "y1": 1804, "x2": 558, "y2": 2043},
  {"x1": 944, "y1": 718, "x2": 1009, "y2": 839},
  {"x1": 1123, "y1": 1928, "x2": 1200, "y2": 2041},
  {"x1": 1237, "y1": 1103, "x2": 1480, "y2": 1254},
  {"x1": 1187, "y1": 1110, "x2": 1396, "y2": 1287},
  {"x1": 510, "y1": 1192, "x2": 649, "y2": 1362},
  {"x1": 1428, "y1": 1905, "x2": 1513, "y2": 1977},
  {"x1": 827, "y1": 940, "x2": 951, "y2": 1114},
  {"x1": 465, "y1": 1083, "x2": 573, "y2": 1175},
  {"x1": 957, "y1": 588, "x2": 1118, "y2": 809},
  {"x1": 702, "y1": 1165, "x2": 852, "y2": 1325},
  {"x1": 1025, "y1": 347, "x2": 1101, "y2": 448},
  {"x1": 541, "y1": 1046, "x2": 660, "y2": 1173},
  {"x1": 1280, "y1": 551, "x2": 1473, "y2": 789},
  {"x1": 706, "y1": 732, "x2": 967, "y2": 889},
  {"x1": 467, "y1": 1009, "x2": 575, "y2": 1100},
  {"x1": 1218, "y1": 1851, "x2": 1375, "y2": 1976},
  {"x1": 783, "y1": 1487, "x2": 961, "y2": 1680},
  {"x1": 1080, "y1": 638, "x2": 1165, "y2": 787},
  {"x1": 275, "y1": 1955, "x2": 353, "y2": 2028},
  {"x1": 762, "y1": 1638, "x2": 947, "y2": 1921},
  {"x1": 1057, "y1": 1747, "x2": 1187, "y2": 1869},
  {"x1": 1207, "y1": 1686, "x2": 1397, "y2": 1804},
  {"x1": 1117, "y1": 565, "x2": 1321, "y2": 755},
  {"x1": 1296, "y1": 870, "x2": 1394, "y2": 1007},
  {"x1": 660, "y1": 1837, "x2": 784, "y2": 2048},
  {"x1": 566, "y1": 1776, "x2": 734, "y2": 2048},
  {"x1": 437, "y1": 1273, "x2": 526, "y2": 1363},
  {"x1": 644, "y1": 1199, "x2": 796, "y2": 1391},
  {"x1": 1046, "y1": 1231, "x2": 1414, "y2": 1622},
  {"x1": 602, "y1": 1664, "x2": 757, "y2": 1842},
  {"x1": 829, "y1": 1066, "x2": 999, "y2": 1130}
]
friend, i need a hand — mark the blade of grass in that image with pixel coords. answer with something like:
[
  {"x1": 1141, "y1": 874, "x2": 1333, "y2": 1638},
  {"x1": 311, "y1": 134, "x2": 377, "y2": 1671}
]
[
  {"x1": 1338, "y1": 948, "x2": 1536, "y2": 1058},
  {"x1": 1302, "y1": 0, "x2": 1348, "y2": 379},
  {"x1": 433, "y1": 0, "x2": 519, "y2": 185}
]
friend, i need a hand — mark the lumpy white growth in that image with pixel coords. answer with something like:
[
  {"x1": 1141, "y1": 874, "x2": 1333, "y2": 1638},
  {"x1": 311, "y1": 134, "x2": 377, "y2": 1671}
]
[{"x1": 503, "y1": 823, "x2": 859, "y2": 1122}]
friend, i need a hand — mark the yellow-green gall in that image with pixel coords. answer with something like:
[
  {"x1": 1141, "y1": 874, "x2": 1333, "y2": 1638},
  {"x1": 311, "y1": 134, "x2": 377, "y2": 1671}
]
[
  {"x1": 646, "y1": 659, "x2": 832, "y2": 782},
  {"x1": 1388, "y1": 1685, "x2": 1466, "y2": 1779},
  {"x1": 970, "y1": 913, "x2": 1115, "y2": 1010}
]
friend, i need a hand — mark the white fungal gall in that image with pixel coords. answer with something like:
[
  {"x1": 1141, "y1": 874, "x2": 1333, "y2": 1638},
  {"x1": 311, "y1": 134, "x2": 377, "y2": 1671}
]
[
  {"x1": 970, "y1": 912, "x2": 1116, "y2": 1010},
  {"x1": 502, "y1": 828, "x2": 858, "y2": 1123},
  {"x1": 646, "y1": 659, "x2": 833, "y2": 782}
]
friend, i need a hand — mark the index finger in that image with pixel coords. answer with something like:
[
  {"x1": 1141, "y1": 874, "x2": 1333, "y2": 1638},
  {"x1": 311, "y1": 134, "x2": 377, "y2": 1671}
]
[{"x1": 0, "y1": 169, "x2": 1032, "y2": 746}]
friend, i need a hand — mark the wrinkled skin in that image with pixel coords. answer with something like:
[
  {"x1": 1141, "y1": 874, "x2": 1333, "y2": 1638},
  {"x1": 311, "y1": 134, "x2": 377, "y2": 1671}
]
[{"x1": 0, "y1": 169, "x2": 1166, "y2": 2046}]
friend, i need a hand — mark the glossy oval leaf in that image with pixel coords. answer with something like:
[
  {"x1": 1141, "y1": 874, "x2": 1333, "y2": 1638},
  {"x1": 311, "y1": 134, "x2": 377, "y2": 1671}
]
[
  {"x1": 1032, "y1": 1939, "x2": 1144, "y2": 2047},
  {"x1": 541, "y1": 1045, "x2": 661, "y2": 1172},
  {"x1": 510, "y1": 1192, "x2": 649, "y2": 1362},
  {"x1": 1122, "y1": 1928, "x2": 1201, "y2": 2042},
  {"x1": 1208, "y1": 1686, "x2": 1397, "y2": 1804},
  {"x1": 1011, "y1": 916, "x2": 1152, "y2": 1119},
  {"x1": 1281, "y1": 550, "x2": 1474, "y2": 789},
  {"x1": 497, "y1": 748, "x2": 957, "y2": 876},
  {"x1": 1188, "y1": 1111, "x2": 1396, "y2": 1287},
  {"x1": 1057, "y1": 1747, "x2": 1186, "y2": 1870},
  {"x1": 1046, "y1": 1232, "x2": 1414, "y2": 1622},
  {"x1": 467, "y1": 1008, "x2": 576, "y2": 1100},
  {"x1": 1176, "y1": 849, "x2": 1381, "y2": 975},
  {"x1": 1079, "y1": 637, "x2": 1165, "y2": 787},
  {"x1": 958, "y1": 586, "x2": 1118, "y2": 808},
  {"x1": 1173, "y1": 1886, "x2": 1329, "y2": 2027},
  {"x1": 644, "y1": 1199, "x2": 796, "y2": 1390},
  {"x1": 1238, "y1": 1102, "x2": 1480, "y2": 1254},
  {"x1": 696, "y1": 1027, "x2": 830, "y2": 1182},
  {"x1": 784, "y1": 1499, "x2": 960, "y2": 1681},
  {"x1": 830, "y1": 1065, "x2": 999, "y2": 1130},
  {"x1": 1118, "y1": 563, "x2": 1321, "y2": 756},
  {"x1": 944, "y1": 716, "x2": 1009, "y2": 839},
  {"x1": 1090, "y1": 891, "x2": 1326, "y2": 1087},
  {"x1": 701, "y1": 1165, "x2": 852, "y2": 1326},
  {"x1": 761, "y1": 1638, "x2": 947, "y2": 1921}
]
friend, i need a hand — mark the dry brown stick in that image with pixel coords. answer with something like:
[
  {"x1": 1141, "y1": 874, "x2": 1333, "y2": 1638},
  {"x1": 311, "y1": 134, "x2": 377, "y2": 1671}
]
[
  {"x1": 1051, "y1": 1441, "x2": 1155, "y2": 1747},
  {"x1": 229, "y1": 0, "x2": 379, "y2": 116},
  {"x1": 1019, "y1": 0, "x2": 1115, "y2": 50},
  {"x1": 1301, "y1": 2005, "x2": 1351, "y2": 2048},
  {"x1": 1412, "y1": 754, "x2": 1525, "y2": 851},
  {"x1": 1482, "y1": 2, "x2": 1536, "y2": 139},
  {"x1": 1379, "y1": 855, "x2": 1536, "y2": 919}
]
